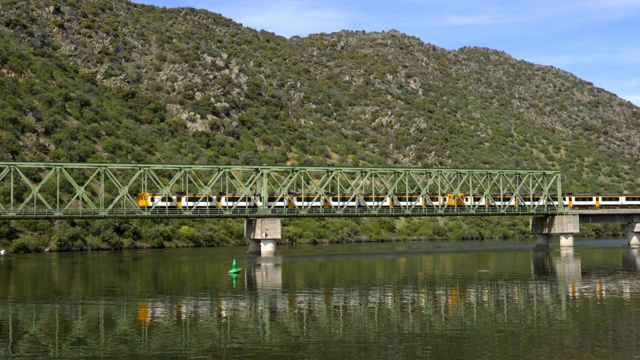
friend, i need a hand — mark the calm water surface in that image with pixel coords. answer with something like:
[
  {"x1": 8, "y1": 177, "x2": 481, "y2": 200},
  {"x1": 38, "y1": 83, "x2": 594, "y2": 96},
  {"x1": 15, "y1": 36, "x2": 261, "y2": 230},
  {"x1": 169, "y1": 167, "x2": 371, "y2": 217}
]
[{"x1": 2, "y1": 239, "x2": 640, "y2": 359}]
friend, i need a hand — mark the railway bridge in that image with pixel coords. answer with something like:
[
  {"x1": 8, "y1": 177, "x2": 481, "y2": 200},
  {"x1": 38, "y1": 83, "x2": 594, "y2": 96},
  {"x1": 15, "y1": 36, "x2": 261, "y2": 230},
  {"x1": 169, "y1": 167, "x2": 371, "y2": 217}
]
[{"x1": 0, "y1": 162, "x2": 638, "y2": 254}]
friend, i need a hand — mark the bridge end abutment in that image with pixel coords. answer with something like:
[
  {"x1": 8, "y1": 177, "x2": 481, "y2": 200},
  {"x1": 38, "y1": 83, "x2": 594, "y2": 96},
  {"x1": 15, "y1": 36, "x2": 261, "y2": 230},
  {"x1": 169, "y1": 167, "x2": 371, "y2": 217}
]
[
  {"x1": 530, "y1": 215, "x2": 580, "y2": 248},
  {"x1": 245, "y1": 218, "x2": 281, "y2": 256}
]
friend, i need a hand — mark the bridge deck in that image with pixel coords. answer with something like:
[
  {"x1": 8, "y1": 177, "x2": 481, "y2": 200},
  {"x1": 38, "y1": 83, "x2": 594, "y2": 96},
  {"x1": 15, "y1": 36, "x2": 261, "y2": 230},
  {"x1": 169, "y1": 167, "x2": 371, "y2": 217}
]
[
  {"x1": 570, "y1": 209, "x2": 640, "y2": 224},
  {"x1": 0, "y1": 206, "x2": 565, "y2": 220}
]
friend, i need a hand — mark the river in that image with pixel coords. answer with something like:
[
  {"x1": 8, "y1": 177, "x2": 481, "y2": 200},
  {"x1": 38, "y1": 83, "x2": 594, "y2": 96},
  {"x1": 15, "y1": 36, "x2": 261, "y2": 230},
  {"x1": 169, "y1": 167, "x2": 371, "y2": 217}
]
[{"x1": 1, "y1": 239, "x2": 640, "y2": 359}]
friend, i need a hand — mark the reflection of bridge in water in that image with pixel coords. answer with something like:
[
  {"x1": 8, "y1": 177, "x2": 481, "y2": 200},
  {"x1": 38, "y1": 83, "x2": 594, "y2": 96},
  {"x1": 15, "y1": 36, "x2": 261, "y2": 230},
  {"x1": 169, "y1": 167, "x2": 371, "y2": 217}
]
[
  {"x1": 3, "y1": 249, "x2": 640, "y2": 357},
  {"x1": 139, "y1": 248, "x2": 640, "y2": 324},
  {"x1": 534, "y1": 247, "x2": 640, "y2": 300}
]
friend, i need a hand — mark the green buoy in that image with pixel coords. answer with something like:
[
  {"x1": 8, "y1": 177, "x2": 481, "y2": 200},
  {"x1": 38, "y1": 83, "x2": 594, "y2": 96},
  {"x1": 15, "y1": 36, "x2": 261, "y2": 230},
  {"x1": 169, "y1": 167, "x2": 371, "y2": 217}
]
[{"x1": 228, "y1": 259, "x2": 241, "y2": 274}]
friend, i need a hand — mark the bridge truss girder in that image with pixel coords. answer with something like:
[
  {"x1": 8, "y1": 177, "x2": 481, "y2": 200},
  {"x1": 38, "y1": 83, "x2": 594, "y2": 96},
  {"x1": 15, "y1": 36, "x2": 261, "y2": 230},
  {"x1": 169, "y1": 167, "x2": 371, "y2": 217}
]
[{"x1": 0, "y1": 162, "x2": 564, "y2": 219}]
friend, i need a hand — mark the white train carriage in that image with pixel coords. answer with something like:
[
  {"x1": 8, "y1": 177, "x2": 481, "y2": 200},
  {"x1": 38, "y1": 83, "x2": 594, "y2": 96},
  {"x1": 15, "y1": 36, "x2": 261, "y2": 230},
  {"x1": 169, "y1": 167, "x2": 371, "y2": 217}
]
[
  {"x1": 567, "y1": 195, "x2": 597, "y2": 208},
  {"x1": 598, "y1": 195, "x2": 623, "y2": 207},
  {"x1": 424, "y1": 194, "x2": 448, "y2": 206},
  {"x1": 394, "y1": 193, "x2": 425, "y2": 208},
  {"x1": 487, "y1": 193, "x2": 518, "y2": 207},
  {"x1": 361, "y1": 194, "x2": 393, "y2": 208},
  {"x1": 467, "y1": 194, "x2": 498, "y2": 207},
  {"x1": 291, "y1": 194, "x2": 328, "y2": 208},
  {"x1": 178, "y1": 194, "x2": 218, "y2": 209},
  {"x1": 220, "y1": 193, "x2": 257, "y2": 207},
  {"x1": 520, "y1": 194, "x2": 537, "y2": 207},
  {"x1": 328, "y1": 194, "x2": 362, "y2": 208},
  {"x1": 544, "y1": 195, "x2": 566, "y2": 207},
  {"x1": 623, "y1": 196, "x2": 640, "y2": 206},
  {"x1": 519, "y1": 194, "x2": 557, "y2": 207},
  {"x1": 254, "y1": 194, "x2": 290, "y2": 208},
  {"x1": 558, "y1": 195, "x2": 570, "y2": 207}
]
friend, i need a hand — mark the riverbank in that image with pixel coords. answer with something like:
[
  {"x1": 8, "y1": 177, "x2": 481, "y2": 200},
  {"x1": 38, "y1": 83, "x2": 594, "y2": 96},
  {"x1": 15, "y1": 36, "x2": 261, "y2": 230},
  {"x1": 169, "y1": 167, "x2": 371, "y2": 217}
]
[{"x1": 0, "y1": 217, "x2": 625, "y2": 254}]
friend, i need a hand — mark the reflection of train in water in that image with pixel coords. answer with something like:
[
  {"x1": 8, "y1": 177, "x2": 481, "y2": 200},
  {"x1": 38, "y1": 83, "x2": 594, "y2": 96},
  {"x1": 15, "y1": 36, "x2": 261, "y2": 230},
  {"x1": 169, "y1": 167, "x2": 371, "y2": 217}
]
[{"x1": 137, "y1": 192, "x2": 640, "y2": 209}]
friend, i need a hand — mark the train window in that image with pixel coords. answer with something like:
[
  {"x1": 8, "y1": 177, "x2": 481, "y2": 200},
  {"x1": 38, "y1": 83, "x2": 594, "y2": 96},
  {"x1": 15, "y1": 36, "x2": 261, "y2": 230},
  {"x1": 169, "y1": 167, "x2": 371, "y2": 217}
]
[
  {"x1": 400, "y1": 195, "x2": 418, "y2": 201},
  {"x1": 364, "y1": 195, "x2": 383, "y2": 201},
  {"x1": 626, "y1": 197, "x2": 640, "y2": 202},
  {"x1": 601, "y1": 197, "x2": 619, "y2": 201}
]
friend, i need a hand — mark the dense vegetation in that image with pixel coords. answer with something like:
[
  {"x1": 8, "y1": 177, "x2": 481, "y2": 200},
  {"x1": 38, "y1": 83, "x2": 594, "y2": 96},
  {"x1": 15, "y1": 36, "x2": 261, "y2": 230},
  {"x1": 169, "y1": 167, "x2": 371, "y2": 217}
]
[{"x1": 0, "y1": 0, "x2": 638, "y2": 252}]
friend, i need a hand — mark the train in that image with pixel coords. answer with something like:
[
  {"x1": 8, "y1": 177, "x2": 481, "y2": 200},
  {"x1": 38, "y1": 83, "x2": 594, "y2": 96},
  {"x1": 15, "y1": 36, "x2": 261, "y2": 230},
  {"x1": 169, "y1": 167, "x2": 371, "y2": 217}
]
[{"x1": 137, "y1": 192, "x2": 640, "y2": 209}]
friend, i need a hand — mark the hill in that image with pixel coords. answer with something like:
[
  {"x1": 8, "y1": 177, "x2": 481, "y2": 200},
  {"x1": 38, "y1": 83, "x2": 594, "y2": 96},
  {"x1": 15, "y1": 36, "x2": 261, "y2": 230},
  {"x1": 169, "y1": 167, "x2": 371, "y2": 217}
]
[{"x1": 0, "y1": 0, "x2": 637, "y2": 251}]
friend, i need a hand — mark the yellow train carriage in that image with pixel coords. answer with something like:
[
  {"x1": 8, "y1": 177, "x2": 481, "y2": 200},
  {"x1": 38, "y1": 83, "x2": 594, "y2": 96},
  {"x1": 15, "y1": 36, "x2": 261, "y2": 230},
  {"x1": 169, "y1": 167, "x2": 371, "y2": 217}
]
[
  {"x1": 137, "y1": 192, "x2": 181, "y2": 208},
  {"x1": 446, "y1": 193, "x2": 467, "y2": 206}
]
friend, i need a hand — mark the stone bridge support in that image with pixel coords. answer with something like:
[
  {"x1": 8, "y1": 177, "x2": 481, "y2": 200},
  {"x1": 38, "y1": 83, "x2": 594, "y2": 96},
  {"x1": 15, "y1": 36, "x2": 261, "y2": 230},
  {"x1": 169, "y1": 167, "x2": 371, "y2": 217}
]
[
  {"x1": 577, "y1": 212, "x2": 640, "y2": 247},
  {"x1": 530, "y1": 215, "x2": 580, "y2": 247},
  {"x1": 627, "y1": 219, "x2": 640, "y2": 247},
  {"x1": 245, "y1": 218, "x2": 281, "y2": 256}
]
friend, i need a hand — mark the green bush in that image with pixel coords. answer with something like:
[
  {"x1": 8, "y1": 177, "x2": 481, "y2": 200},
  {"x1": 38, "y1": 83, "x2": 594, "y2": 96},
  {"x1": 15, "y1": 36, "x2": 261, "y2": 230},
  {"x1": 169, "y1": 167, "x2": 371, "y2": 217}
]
[{"x1": 10, "y1": 238, "x2": 41, "y2": 253}]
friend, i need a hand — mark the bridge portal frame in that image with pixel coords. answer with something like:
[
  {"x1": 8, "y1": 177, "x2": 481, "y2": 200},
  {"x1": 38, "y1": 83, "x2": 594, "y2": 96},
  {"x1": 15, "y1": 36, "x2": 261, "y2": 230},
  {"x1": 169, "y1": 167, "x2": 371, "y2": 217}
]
[{"x1": 0, "y1": 162, "x2": 564, "y2": 219}]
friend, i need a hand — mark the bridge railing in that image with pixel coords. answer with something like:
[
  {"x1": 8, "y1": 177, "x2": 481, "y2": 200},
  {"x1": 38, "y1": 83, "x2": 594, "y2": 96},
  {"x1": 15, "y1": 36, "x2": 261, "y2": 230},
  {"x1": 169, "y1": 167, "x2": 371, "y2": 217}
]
[{"x1": 0, "y1": 162, "x2": 564, "y2": 219}]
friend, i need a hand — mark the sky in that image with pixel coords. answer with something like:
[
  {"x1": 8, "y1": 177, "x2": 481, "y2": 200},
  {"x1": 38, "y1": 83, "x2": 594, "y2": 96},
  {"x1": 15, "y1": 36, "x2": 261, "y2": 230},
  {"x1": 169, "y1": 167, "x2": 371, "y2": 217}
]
[{"x1": 137, "y1": 0, "x2": 640, "y2": 106}]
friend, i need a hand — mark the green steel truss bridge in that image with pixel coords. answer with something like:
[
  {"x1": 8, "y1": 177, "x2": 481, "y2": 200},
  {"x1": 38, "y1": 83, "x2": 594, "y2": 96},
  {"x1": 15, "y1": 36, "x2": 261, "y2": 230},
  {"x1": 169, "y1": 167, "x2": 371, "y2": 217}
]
[{"x1": 0, "y1": 162, "x2": 564, "y2": 219}]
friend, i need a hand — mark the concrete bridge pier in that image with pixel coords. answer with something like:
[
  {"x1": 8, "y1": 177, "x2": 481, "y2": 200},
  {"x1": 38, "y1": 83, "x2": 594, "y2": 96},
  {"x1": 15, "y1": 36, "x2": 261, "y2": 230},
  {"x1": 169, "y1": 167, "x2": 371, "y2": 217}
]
[
  {"x1": 245, "y1": 218, "x2": 281, "y2": 256},
  {"x1": 627, "y1": 220, "x2": 640, "y2": 247},
  {"x1": 535, "y1": 234, "x2": 551, "y2": 248},
  {"x1": 559, "y1": 233, "x2": 575, "y2": 247},
  {"x1": 530, "y1": 215, "x2": 580, "y2": 248}
]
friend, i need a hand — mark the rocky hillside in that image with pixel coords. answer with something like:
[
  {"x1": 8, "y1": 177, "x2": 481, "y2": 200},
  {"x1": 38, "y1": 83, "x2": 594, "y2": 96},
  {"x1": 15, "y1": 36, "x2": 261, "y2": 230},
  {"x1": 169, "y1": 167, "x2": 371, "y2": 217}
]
[
  {"x1": 0, "y1": 0, "x2": 637, "y2": 251},
  {"x1": 1, "y1": 0, "x2": 639, "y2": 192}
]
